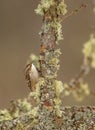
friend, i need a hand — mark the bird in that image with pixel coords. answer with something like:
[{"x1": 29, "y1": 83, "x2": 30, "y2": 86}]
[
  {"x1": 25, "y1": 62, "x2": 39, "y2": 91},
  {"x1": 25, "y1": 54, "x2": 40, "y2": 91}
]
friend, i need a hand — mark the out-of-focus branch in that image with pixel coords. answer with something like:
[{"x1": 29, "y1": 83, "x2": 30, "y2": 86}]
[
  {"x1": 63, "y1": 34, "x2": 95, "y2": 101},
  {"x1": 63, "y1": 4, "x2": 87, "y2": 21}
]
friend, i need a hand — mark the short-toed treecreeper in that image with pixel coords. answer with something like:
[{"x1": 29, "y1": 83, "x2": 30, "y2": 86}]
[{"x1": 25, "y1": 54, "x2": 39, "y2": 91}]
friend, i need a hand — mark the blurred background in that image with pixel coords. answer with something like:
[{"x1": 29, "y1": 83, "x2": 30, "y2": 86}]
[{"x1": 0, "y1": 0, "x2": 95, "y2": 108}]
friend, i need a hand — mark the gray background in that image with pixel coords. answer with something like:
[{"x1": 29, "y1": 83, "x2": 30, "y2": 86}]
[{"x1": 0, "y1": 0, "x2": 95, "y2": 108}]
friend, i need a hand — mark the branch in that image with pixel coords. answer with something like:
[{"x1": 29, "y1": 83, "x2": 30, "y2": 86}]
[
  {"x1": 63, "y1": 34, "x2": 95, "y2": 101},
  {"x1": 0, "y1": 1, "x2": 95, "y2": 130},
  {"x1": 0, "y1": 111, "x2": 37, "y2": 130},
  {"x1": 0, "y1": 106, "x2": 95, "y2": 130}
]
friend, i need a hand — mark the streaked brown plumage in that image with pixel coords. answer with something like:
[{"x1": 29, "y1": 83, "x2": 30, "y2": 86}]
[{"x1": 25, "y1": 63, "x2": 39, "y2": 91}]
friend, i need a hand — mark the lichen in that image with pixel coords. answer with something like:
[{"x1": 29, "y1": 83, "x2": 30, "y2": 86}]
[
  {"x1": 0, "y1": 0, "x2": 95, "y2": 130},
  {"x1": 82, "y1": 34, "x2": 95, "y2": 68},
  {"x1": 0, "y1": 109, "x2": 12, "y2": 122},
  {"x1": 35, "y1": 0, "x2": 54, "y2": 15}
]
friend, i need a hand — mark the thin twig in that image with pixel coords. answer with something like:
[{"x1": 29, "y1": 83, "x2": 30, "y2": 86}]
[{"x1": 63, "y1": 4, "x2": 87, "y2": 21}]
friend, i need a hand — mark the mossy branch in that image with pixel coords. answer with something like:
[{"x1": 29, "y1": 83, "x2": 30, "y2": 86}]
[
  {"x1": 0, "y1": 105, "x2": 95, "y2": 130},
  {"x1": 0, "y1": 0, "x2": 95, "y2": 130}
]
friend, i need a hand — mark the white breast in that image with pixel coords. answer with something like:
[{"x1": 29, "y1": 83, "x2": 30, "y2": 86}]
[{"x1": 29, "y1": 63, "x2": 39, "y2": 82}]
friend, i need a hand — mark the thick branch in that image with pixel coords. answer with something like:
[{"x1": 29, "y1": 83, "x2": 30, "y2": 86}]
[
  {"x1": 0, "y1": 106, "x2": 95, "y2": 130},
  {"x1": 0, "y1": 111, "x2": 37, "y2": 130}
]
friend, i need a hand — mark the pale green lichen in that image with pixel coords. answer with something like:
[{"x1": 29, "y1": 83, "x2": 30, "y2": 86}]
[
  {"x1": 57, "y1": 1, "x2": 67, "y2": 15},
  {"x1": 54, "y1": 106, "x2": 63, "y2": 117},
  {"x1": 28, "y1": 86, "x2": 40, "y2": 103},
  {"x1": 51, "y1": 19, "x2": 63, "y2": 41},
  {"x1": 54, "y1": 80, "x2": 64, "y2": 97},
  {"x1": 35, "y1": 0, "x2": 67, "y2": 16},
  {"x1": 54, "y1": 48, "x2": 62, "y2": 56},
  {"x1": 36, "y1": 77, "x2": 46, "y2": 87},
  {"x1": 31, "y1": 107, "x2": 39, "y2": 117},
  {"x1": 46, "y1": 49, "x2": 61, "y2": 70},
  {"x1": 35, "y1": 0, "x2": 54, "y2": 15},
  {"x1": 63, "y1": 80, "x2": 90, "y2": 101},
  {"x1": 18, "y1": 99, "x2": 32, "y2": 112},
  {"x1": 82, "y1": 34, "x2": 95, "y2": 68},
  {"x1": 53, "y1": 98, "x2": 63, "y2": 117},
  {"x1": 9, "y1": 99, "x2": 32, "y2": 118},
  {"x1": 63, "y1": 83, "x2": 71, "y2": 96},
  {"x1": 48, "y1": 55, "x2": 59, "y2": 66},
  {"x1": 36, "y1": 0, "x2": 67, "y2": 42},
  {"x1": 0, "y1": 109, "x2": 12, "y2": 122},
  {"x1": 16, "y1": 123, "x2": 24, "y2": 130},
  {"x1": 72, "y1": 81, "x2": 90, "y2": 101}
]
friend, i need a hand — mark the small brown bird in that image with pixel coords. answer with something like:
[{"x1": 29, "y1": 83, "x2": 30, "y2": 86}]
[{"x1": 25, "y1": 63, "x2": 39, "y2": 91}]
